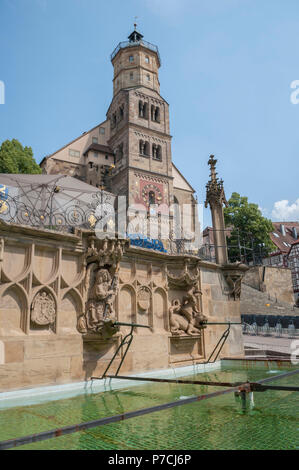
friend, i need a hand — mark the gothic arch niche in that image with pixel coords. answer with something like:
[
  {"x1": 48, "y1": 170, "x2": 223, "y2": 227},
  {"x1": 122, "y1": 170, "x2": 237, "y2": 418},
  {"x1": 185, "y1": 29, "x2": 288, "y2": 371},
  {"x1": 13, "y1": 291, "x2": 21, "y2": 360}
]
[
  {"x1": 34, "y1": 247, "x2": 58, "y2": 285},
  {"x1": 153, "y1": 288, "x2": 168, "y2": 331},
  {"x1": 60, "y1": 289, "x2": 83, "y2": 334},
  {"x1": 0, "y1": 285, "x2": 27, "y2": 336},
  {"x1": 3, "y1": 244, "x2": 29, "y2": 282},
  {"x1": 119, "y1": 285, "x2": 136, "y2": 324}
]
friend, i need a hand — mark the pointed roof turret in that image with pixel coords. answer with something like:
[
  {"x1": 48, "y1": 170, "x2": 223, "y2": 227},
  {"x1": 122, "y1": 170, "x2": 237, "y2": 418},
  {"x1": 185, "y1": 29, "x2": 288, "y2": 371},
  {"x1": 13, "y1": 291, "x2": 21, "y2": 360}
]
[{"x1": 128, "y1": 24, "x2": 144, "y2": 43}]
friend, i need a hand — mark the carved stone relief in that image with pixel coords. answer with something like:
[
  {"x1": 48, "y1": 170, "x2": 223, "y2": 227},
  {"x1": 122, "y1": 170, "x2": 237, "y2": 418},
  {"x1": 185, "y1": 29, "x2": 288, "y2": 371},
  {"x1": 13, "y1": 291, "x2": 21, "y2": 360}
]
[
  {"x1": 137, "y1": 286, "x2": 151, "y2": 314},
  {"x1": 169, "y1": 286, "x2": 207, "y2": 336},
  {"x1": 222, "y1": 263, "x2": 248, "y2": 300},
  {"x1": 77, "y1": 237, "x2": 128, "y2": 338},
  {"x1": 167, "y1": 259, "x2": 207, "y2": 336},
  {"x1": 31, "y1": 291, "x2": 56, "y2": 326}
]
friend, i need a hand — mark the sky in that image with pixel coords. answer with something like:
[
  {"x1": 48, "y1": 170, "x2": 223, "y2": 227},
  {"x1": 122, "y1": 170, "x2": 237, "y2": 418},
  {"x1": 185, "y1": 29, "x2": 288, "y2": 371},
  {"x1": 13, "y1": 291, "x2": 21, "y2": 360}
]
[{"x1": 0, "y1": 0, "x2": 299, "y2": 227}]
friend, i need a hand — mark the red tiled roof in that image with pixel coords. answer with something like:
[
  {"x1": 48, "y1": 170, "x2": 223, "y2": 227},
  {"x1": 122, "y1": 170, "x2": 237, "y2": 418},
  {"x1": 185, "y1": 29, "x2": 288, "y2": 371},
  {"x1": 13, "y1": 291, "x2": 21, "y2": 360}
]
[{"x1": 270, "y1": 222, "x2": 299, "y2": 254}]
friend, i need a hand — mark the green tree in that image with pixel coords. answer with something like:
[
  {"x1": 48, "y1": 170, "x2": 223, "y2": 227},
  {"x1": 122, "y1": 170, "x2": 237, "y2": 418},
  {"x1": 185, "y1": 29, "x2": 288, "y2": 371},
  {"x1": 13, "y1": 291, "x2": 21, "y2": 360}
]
[
  {"x1": 0, "y1": 139, "x2": 41, "y2": 174},
  {"x1": 224, "y1": 192, "x2": 275, "y2": 263}
]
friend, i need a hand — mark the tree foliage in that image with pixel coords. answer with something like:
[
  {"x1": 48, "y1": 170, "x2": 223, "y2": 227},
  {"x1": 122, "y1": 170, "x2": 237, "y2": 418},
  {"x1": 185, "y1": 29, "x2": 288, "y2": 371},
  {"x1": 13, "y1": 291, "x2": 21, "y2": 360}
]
[
  {"x1": 224, "y1": 192, "x2": 275, "y2": 262},
  {"x1": 0, "y1": 139, "x2": 41, "y2": 174}
]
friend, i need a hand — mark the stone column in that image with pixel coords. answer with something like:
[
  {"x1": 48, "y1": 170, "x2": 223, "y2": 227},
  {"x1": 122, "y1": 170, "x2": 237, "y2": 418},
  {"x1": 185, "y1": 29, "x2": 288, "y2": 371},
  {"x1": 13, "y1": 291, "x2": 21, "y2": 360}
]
[{"x1": 205, "y1": 155, "x2": 228, "y2": 265}]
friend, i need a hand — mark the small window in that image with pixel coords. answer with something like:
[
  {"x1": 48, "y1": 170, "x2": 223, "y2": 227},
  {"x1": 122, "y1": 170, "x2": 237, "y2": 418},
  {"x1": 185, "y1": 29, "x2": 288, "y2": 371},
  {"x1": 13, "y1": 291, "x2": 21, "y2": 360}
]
[
  {"x1": 69, "y1": 149, "x2": 80, "y2": 158},
  {"x1": 92, "y1": 137, "x2": 98, "y2": 144},
  {"x1": 145, "y1": 56, "x2": 149, "y2": 64},
  {"x1": 89, "y1": 162, "x2": 93, "y2": 169},
  {"x1": 99, "y1": 128, "x2": 105, "y2": 135},
  {"x1": 130, "y1": 72, "x2": 134, "y2": 80},
  {"x1": 129, "y1": 55, "x2": 134, "y2": 62},
  {"x1": 94, "y1": 152, "x2": 98, "y2": 158},
  {"x1": 146, "y1": 74, "x2": 150, "y2": 81},
  {"x1": 105, "y1": 155, "x2": 109, "y2": 160}
]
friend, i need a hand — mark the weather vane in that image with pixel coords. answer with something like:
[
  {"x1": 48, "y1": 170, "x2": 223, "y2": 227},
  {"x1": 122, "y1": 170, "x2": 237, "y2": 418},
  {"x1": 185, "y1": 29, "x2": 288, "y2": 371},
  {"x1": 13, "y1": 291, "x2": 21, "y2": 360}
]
[{"x1": 134, "y1": 16, "x2": 138, "y2": 30}]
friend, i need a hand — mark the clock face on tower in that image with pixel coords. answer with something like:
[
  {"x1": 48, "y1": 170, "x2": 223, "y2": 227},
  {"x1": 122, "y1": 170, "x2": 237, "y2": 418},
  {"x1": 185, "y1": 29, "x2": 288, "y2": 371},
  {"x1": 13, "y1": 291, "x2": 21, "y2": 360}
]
[{"x1": 141, "y1": 183, "x2": 163, "y2": 205}]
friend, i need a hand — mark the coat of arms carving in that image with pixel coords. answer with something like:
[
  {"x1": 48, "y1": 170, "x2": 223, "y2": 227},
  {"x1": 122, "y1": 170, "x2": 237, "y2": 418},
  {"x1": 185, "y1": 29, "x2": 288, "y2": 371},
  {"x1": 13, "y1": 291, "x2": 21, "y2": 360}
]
[
  {"x1": 31, "y1": 291, "x2": 56, "y2": 326},
  {"x1": 137, "y1": 287, "x2": 151, "y2": 313}
]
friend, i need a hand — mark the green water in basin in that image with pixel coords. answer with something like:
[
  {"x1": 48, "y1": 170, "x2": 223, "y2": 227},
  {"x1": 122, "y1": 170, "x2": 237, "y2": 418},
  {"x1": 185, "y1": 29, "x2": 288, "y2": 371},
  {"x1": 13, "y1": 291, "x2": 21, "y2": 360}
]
[{"x1": 0, "y1": 362, "x2": 298, "y2": 450}]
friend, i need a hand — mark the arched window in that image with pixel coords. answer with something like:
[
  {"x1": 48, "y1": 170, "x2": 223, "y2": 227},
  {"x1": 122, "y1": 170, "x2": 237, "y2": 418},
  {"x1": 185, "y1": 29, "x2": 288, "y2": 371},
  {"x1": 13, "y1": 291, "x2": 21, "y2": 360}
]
[
  {"x1": 152, "y1": 144, "x2": 162, "y2": 161},
  {"x1": 151, "y1": 106, "x2": 160, "y2": 122},
  {"x1": 139, "y1": 101, "x2": 148, "y2": 119},
  {"x1": 143, "y1": 102, "x2": 148, "y2": 118},
  {"x1": 156, "y1": 145, "x2": 162, "y2": 161},
  {"x1": 144, "y1": 141, "x2": 150, "y2": 156},
  {"x1": 154, "y1": 107, "x2": 160, "y2": 122},
  {"x1": 151, "y1": 105, "x2": 155, "y2": 121},
  {"x1": 119, "y1": 105, "x2": 124, "y2": 120},
  {"x1": 152, "y1": 143, "x2": 157, "y2": 159},
  {"x1": 139, "y1": 100, "x2": 144, "y2": 117},
  {"x1": 139, "y1": 140, "x2": 145, "y2": 155}
]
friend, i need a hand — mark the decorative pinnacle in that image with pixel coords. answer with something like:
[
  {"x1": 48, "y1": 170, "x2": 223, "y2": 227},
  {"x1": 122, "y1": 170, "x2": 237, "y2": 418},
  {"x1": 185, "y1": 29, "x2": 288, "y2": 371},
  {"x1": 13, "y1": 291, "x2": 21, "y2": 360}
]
[
  {"x1": 205, "y1": 155, "x2": 227, "y2": 208},
  {"x1": 208, "y1": 154, "x2": 218, "y2": 182}
]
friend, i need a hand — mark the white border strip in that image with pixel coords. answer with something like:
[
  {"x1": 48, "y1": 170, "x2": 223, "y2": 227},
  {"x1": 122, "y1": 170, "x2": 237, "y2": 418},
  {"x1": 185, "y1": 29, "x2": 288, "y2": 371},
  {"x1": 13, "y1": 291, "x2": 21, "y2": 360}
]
[{"x1": 0, "y1": 361, "x2": 221, "y2": 410}]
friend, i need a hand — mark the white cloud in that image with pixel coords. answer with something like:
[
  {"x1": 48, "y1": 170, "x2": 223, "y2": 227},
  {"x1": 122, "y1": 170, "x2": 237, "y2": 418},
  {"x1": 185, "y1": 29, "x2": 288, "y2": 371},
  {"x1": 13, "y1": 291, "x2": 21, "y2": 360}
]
[{"x1": 271, "y1": 199, "x2": 299, "y2": 221}]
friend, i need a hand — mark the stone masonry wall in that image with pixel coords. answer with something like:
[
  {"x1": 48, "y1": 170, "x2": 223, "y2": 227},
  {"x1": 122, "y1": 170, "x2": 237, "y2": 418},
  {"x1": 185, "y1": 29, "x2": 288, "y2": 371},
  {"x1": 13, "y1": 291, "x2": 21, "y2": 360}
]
[
  {"x1": 243, "y1": 266, "x2": 294, "y2": 305},
  {"x1": 0, "y1": 223, "x2": 244, "y2": 392}
]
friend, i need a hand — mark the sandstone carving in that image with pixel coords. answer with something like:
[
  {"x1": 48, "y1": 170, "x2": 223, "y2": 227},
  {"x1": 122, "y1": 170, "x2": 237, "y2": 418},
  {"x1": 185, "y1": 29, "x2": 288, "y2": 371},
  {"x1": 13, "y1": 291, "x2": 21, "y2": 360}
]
[
  {"x1": 167, "y1": 259, "x2": 200, "y2": 288},
  {"x1": 222, "y1": 262, "x2": 248, "y2": 300},
  {"x1": 77, "y1": 267, "x2": 119, "y2": 336},
  {"x1": 31, "y1": 291, "x2": 56, "y2": 326},
  {"x1": 77, "y1": 237, "x2": 127, "y2": 337},
  {"x1": 86, "y1": 237, "x2": 128, "y2": 269},
  {"x1": 169, "y1": 286, "x2": 207, "y2": 336},
  {"x1": 137, "y1": 286, "x2": 151, "y2": 313}
]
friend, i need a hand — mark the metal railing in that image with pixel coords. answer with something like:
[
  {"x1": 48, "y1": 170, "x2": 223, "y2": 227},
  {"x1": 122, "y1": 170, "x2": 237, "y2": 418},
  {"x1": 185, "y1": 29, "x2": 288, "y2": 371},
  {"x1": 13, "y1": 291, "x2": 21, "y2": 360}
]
[
  {"x1": 111, "y1": 39, "x2": 161, "y2": 63},
  {"x1": 241, "y1": 314, "x2": 298, "y2": 338}
]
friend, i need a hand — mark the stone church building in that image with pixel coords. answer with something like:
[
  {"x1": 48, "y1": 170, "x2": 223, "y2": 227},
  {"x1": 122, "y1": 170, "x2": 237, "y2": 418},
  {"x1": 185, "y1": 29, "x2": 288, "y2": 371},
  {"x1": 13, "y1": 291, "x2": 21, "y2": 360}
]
[{"x1": 40, "y1": 28, "x2": 197, "y2": 233}]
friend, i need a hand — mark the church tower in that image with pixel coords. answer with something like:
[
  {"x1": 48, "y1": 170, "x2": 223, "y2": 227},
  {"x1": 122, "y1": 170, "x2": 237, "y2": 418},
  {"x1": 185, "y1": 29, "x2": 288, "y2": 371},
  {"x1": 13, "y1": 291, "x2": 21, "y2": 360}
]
[{"x1": 107, "y1": 26, "x2": 174, "y2": 212}]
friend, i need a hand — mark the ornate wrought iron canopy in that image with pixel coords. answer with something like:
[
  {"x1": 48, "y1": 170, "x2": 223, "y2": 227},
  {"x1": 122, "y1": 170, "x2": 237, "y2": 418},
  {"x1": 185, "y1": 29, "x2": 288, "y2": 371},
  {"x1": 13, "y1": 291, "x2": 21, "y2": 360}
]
[{"x1": 0, "y1": 174, "x2": 115, "y2": 231}]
